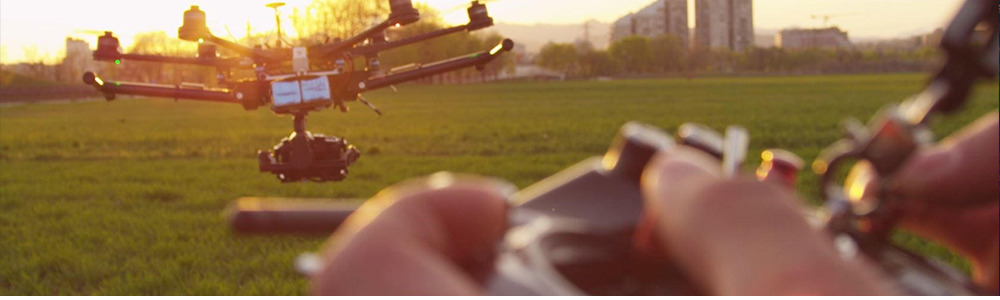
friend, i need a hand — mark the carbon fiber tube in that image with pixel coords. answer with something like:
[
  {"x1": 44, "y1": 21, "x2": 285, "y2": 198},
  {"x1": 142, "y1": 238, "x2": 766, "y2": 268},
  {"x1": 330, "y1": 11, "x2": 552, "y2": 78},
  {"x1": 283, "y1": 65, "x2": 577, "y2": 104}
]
[
  {"x1": 350, "y1": 25, "x2": 469, "y2": 57},
  {"x1": 118, "y1": 53, "x2": 247, "y2": 68},
  {"x1": 82, "y1": 72, "x2": 237, "y2": 103},
  {"x1": 363, "y1": 39, "x2": 514, "y2": 90}
]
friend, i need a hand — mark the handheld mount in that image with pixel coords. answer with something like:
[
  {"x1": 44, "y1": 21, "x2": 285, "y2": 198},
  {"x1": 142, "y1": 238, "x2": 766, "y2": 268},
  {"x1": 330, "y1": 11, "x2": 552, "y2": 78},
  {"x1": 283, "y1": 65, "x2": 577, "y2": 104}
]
[{"x1": 81, "y1": 0, "x2": 514, "y2": 182}]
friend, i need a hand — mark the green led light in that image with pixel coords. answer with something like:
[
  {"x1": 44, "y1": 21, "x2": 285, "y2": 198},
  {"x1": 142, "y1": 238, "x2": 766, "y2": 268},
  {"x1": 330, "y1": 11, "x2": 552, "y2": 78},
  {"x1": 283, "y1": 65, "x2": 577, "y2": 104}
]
[{"x1": 114, "y1": 59, "x2": 121, "y2": 65}]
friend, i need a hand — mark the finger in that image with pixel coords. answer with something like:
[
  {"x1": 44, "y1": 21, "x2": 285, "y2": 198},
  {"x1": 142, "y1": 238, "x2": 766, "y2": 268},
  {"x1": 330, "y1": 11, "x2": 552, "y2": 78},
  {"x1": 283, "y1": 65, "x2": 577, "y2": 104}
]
[
  {"x1": 634, "y1": 147, "x2": 721, "y2": 260},
  {"x1": 643, "y1": 149, "x2": 891, "y2": 295},
  {"x1": 900, "y1": 200, "x2": 999, "y2": 290},
  {"x1": 312, "y1": 173, "x2": 512, "y2": 295},
  {"x1": 847, "y1": 162, "x2": 996, "y2": 258},
  {"x1": 890, "y1": 112, "x2": 1000, "y2": 266},
  {"x1": 896, "y1": 111, "x2": 999, "y2": 206}
]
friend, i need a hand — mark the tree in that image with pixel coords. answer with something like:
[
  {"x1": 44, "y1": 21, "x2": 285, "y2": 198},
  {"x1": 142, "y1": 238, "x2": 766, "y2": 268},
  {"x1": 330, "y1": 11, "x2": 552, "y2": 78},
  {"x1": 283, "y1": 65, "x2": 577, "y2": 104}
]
[
  {"x1": 609, "y1": 36, "x2": 653, "y2": 74},
  {"x1": 579, "y1": 50, "x2": 619, "y2": 77},
  {"x1": 293, "y1": 1, "x2": 507, "y2": 83},
  {"x1": 537, "y1": 43, "x2": 579, "y2": 76},
  {"x1": 649, "y1": 34, "x2": 685, "y2": 72},
  {"x1": 291, "y1": 0, "x2": 389, "y2": 45},
  {"x1": 20, "y1": 46, "x2": 53, "y2": 80},
  {"x1": 112, "y1": 31, "x2": 217, "y2": 85}
]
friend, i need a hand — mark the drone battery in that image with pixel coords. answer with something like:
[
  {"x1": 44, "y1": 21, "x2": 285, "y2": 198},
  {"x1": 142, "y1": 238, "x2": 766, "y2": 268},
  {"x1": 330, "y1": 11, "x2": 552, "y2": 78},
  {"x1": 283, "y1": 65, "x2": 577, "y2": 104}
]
[
  {"x1": 270, "y1": 76, "x2": 333, "y2": 113},
  {"x1": 271, "y1": 81, "x2": 302, "y2": 108},
  {"x1": 300, "y1": 76, "x2": 331, "y2": 102}
]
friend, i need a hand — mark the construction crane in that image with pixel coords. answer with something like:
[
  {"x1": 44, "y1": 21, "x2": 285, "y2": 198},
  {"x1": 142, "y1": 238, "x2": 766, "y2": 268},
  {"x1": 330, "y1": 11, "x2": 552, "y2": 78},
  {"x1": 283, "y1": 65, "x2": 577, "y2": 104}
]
[{"x1": 810, "y1": 13, "x2": 859, "y2": 27}]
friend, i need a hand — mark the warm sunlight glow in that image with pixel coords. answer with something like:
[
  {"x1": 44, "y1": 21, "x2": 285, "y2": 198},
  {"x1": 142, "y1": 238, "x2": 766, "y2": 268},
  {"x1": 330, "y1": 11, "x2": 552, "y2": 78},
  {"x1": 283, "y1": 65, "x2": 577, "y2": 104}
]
[
  {"x1": 0, "y1": 0, "x2": 313, "y2": 63},
  {"x1": 489, "y1": 43, "x2": 504, "y2": 55},
  {"x1": 0, "y1": 0, "x2": 968, "y2": 64}
]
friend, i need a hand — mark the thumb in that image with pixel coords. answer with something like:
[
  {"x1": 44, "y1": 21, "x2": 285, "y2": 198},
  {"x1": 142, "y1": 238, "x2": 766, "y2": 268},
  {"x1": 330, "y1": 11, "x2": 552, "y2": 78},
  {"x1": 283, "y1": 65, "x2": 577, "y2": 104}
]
[{"x1": 642, "y1": 148, "x2": 891, "y2": 295}]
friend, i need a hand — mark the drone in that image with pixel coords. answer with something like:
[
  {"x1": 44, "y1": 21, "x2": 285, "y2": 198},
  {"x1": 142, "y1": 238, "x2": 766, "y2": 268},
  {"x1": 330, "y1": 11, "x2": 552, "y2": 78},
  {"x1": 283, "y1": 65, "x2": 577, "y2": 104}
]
[{"x1": 81, "y1": 0, "x2": 514, "y2": 183}]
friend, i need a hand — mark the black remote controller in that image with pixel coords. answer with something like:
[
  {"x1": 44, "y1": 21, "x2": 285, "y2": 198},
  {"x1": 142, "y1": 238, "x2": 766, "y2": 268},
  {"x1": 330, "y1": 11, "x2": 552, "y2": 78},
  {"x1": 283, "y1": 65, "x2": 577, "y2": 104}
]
[
  {"x1": 230, "y1": 121, "x2": 984, "y2": 295},
  {"x1": 483, "y1": 122, "x2": 698, "y2": 295}
]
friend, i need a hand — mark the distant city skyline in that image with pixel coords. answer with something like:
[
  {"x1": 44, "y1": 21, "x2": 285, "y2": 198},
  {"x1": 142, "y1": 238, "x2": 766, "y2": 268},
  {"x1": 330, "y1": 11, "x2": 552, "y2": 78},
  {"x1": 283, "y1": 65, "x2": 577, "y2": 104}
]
[{"x1": 0, "y1": 0, "x2": 967, "y2": 63}]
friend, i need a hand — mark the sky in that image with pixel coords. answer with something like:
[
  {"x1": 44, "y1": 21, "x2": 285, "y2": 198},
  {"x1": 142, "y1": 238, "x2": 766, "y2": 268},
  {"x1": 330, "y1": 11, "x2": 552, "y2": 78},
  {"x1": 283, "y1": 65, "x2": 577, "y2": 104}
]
[{"x1": 0, "y1": 0, "x2": 966, "y2": 64}]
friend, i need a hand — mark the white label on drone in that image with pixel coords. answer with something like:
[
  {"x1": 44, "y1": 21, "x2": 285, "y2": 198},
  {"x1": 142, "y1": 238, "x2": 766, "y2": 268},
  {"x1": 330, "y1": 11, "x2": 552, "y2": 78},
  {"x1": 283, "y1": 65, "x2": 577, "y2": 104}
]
[
  {"x1": 272, "y1": 81, "x2": 302, "y2": 107},
  {"x1": 293, "y1": 47, "x2": 307, "y2": 59},
  {"x1": 300, "y1": 76, "x2": 331, "y2": 103},
  {"x1": 293, "y1": 47, "x2": 309, "y2": 73}
]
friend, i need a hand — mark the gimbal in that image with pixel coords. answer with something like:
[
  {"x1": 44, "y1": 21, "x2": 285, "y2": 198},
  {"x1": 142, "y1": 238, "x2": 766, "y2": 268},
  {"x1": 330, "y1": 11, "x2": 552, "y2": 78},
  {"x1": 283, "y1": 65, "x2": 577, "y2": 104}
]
[{"x1": 80, "y1": 0, "x2": 513, "y2": 183}]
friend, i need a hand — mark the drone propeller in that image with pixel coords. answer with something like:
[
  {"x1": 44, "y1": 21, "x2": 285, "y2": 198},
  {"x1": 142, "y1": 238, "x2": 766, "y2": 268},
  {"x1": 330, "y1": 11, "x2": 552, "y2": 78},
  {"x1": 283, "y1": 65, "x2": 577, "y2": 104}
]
[
  {"x1": 74, "y1": 29, "x2": 108, "y2": 35},
  {"x1": 223, "y1": 25, "x2": 240, "y2": 43},
  {"x1": 446, "y1": 0, "x2": 504, "y2": 13}
]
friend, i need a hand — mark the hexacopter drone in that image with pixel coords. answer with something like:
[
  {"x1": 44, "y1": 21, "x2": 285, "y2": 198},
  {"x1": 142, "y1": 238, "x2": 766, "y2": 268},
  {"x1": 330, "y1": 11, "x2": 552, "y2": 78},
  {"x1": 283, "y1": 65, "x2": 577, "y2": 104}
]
[{"x1": 81, "y1": 0, "x2": 514, "y2": 183}]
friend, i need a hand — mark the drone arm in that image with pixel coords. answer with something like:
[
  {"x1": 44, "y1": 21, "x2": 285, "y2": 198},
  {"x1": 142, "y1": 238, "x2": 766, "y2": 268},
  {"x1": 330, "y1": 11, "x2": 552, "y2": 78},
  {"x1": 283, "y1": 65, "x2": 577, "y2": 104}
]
[
  {"x1": 351, "y1": 24, "x2": 469, "y2": 57},
  {"x1": 82, "y1": 72, "x2": 239, "y2": 104},
  {"x1": 110, "y1": 53, "x2": 247, "y2": 69},
  {"x1": 362, "y1": 39, "x2": 513, "y2": 90},
  {"x1": 203, "y1": 35, "x2": 289, "y2": 63},
  {"x1": 313, "y1": 20, "x2": 396, "y2": 59},
  {"x1": 206, "y1": 35, "x2": 256, "y2": 57}
]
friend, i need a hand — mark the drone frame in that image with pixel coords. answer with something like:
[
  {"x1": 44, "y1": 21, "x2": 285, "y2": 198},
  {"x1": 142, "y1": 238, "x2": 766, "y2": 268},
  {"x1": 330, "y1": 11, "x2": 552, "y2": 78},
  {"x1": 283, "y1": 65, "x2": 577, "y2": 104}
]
[
  {"x1": 80, "y1": 0, "x2": 514, "y2": 183},
  {"x1": 82, "y1": 0, "x2": 513, "y2": 114}
]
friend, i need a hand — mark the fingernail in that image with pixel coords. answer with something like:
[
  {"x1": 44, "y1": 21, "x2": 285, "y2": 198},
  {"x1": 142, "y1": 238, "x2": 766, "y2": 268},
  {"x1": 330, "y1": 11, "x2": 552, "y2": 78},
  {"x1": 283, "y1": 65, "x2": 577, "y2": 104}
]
[
  {"x1": 427, "y1": 172, "x2": 457, "y2": 190},
  {"x1": 425, "y1": 172, "x2": 518, "y2": 201},
  {"x1": 655, "y1": 148, "x2": 724, "y2": 177}
]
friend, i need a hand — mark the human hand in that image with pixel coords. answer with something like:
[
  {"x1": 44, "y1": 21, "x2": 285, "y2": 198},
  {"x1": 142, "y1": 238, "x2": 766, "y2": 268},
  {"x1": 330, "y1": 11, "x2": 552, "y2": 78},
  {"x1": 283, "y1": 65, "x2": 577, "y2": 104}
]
[
  {"x1": 310, "y1": 173, "x2": 513, "y2": 295},
  {"x1": 310, "y1": 113, "x2": 997, "y2": 296},
  {"x1": 640, "y1": 147, "x2": 894, "y2": 295},
  {"x1": 847, "y1": 111, "x2": 999, "y2": 293}
]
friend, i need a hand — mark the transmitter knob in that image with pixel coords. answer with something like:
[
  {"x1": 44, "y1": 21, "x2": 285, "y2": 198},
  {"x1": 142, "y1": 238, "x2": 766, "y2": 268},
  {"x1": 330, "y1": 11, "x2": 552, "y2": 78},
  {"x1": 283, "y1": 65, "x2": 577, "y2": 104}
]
[{"x1": 602, "y1": 122, "x2": 675, "y2": 184}]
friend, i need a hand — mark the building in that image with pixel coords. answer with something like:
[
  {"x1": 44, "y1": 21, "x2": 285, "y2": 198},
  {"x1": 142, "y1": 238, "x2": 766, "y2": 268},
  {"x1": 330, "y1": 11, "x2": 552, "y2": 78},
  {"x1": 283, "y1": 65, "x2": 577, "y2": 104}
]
[
  {"x1": 610, "y1": 0, "x2": 689, "y2": 46},
  {"x1": 919, "y1": 28, "x2": 945, "y2": 48},
  {"x1": 65, "y1": 38, "x2": 91, "y2": 59},
  {"x1": 776, "y1": 27, "x2": 852, "y2": 50},
  {"x1": 694, "y1": 0, "x2": 754, "y2": 51},
  {"x1": 59, "y1": 38, "x2": 100, "y2": 83}
]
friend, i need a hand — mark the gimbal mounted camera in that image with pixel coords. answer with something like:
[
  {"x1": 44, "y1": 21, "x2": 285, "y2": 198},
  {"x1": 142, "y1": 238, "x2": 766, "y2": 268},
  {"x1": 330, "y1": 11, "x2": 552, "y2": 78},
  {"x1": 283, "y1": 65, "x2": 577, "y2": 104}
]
[{"x1": 81, "y1": 0, "x2": 514, "y2": 183}]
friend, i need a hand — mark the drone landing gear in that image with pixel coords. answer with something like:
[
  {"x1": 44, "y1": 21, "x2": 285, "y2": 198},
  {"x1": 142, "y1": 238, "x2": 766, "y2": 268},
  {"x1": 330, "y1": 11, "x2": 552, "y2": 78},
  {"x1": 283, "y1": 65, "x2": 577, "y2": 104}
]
[{"x1": 258, "y1": 113, "x2": 361, "y2": 183}]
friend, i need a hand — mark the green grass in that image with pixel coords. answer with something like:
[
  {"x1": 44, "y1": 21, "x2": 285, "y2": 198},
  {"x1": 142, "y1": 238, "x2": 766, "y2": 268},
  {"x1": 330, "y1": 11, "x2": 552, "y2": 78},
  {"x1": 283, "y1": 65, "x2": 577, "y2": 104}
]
[{"x1": 1, "y1": 73, "x2": 997, "y2": 295}]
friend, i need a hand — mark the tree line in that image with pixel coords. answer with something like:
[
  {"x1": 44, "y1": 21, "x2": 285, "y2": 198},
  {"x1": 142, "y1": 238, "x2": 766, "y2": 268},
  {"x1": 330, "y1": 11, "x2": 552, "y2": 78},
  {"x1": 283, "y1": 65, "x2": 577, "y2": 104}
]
[{"x1": 539, "y1": 34, "x2": 941, "y2": 79}]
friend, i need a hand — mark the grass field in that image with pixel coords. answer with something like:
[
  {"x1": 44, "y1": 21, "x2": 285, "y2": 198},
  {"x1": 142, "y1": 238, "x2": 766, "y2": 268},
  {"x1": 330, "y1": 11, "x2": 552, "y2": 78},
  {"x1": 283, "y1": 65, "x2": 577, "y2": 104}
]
[{"x1": 1, "y1": 73, "x2": 997, "y2": 295}]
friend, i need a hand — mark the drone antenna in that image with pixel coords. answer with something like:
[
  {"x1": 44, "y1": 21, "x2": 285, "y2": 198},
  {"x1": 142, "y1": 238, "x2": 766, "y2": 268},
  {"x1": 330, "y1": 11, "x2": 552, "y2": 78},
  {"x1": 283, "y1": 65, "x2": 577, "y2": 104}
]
[
  {"x1": 356, "y1": 94, "x2": 383, "y2": 116},
  {"x1": 267, "y1": 2, "x2": 286, "y2": 48},
  {"x1": 224, "y1": 25, "x2": 239, "y2": 43}
]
